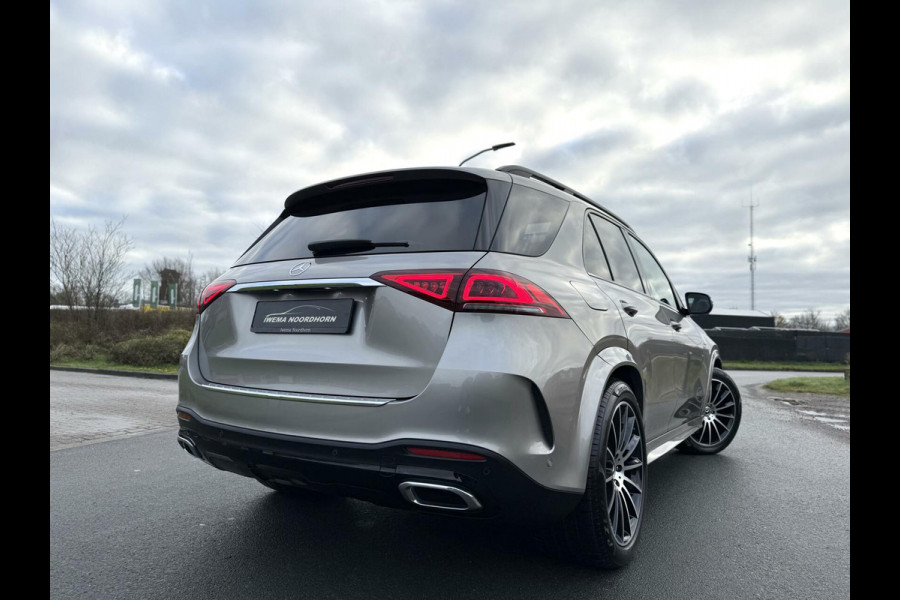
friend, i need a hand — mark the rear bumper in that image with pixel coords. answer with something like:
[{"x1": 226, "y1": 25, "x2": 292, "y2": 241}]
[
  {"x1": 179, "y1": 311, "x2": 596, "y2": 493},
  {"x1": 176, "y1": 407, "x2": 581, "y2": 521}
]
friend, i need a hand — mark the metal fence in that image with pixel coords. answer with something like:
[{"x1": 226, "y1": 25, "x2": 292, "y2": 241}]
[{"x1": 706, "y1": 328, "x2": 850, "y2": 363}]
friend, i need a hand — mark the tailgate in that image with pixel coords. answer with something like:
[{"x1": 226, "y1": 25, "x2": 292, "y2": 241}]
[{"x1": 197, "y1": 253, "x2": 485, "y2": 399}]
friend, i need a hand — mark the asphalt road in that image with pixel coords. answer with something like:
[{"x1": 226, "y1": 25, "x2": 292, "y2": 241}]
[{"x1": 50, "y1": 371, "x2": 850, "y2": 599}]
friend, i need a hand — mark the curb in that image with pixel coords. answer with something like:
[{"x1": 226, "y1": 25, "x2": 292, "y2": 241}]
[{"x1": 50, "y1": 365, "x2": 177, "y2": 381}]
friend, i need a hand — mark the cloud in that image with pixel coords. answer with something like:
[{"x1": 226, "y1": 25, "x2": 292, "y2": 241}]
[
  {"x1": 79, "y1": 29, "x2": 185, "y2": 83},
  {"x1": 49, "y1": 0, "x2": 850, "y2": 318}
]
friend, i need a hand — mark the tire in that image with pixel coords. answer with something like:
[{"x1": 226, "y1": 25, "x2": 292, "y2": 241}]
[
  {"x1": 679, "y1": 367, "x2": 742, "y2": 455},
  {"x1": 552, "y1": 379, "x2": 647, "y2": 569}
]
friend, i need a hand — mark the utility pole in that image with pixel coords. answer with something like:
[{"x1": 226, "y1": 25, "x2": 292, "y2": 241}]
[{"x1": 743, "y1": 191, "x2": 759, "y2": 310}]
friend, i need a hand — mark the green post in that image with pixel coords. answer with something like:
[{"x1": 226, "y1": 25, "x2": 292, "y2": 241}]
[
  {"x1": 132, "y1": 279, "x2": 142, "y2": 308},
  {"x1": 168, "y1": 283, "x2": 178, "y2": 308},
  {"x1": 150, "y1": 281, "x2": 159, "y2": 308}
]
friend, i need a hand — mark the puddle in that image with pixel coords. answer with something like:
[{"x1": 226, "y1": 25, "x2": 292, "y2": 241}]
[
  {"x1": 769, "y1": 397, "x2": 804, "y2": 406},
  {"x1": 765, "y1": 393, "x2": 850, "y2": 434}
]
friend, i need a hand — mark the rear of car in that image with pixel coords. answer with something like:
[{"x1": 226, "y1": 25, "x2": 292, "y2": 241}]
[{"x1": 177, "y1": 167, "x2": 603, "y2": 518}]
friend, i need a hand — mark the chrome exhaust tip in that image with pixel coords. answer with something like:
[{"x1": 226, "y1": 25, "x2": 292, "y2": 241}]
[
  {"x1": 177, "y1": 434, "x2": 202, "y2": 460},
  {"x1": 398, "y1": 481, "x2": 482, "y2": 512}
]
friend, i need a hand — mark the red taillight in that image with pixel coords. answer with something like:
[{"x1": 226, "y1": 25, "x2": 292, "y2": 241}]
[
  {"x1": 372, "y1": 269, "x2": 568, "y2": 318},
  {"x1": 461, "y1": 271, "x2": 567, "y2": 317},
  {"x1": 407, "y1": 447, "x2": 486, "y2": 461},
  {"x1": 197, "y1": 279, "x2": 236, "y2": 314},
  {"x1": 377, "y1": 272, "x2": 463, "y2": 301}
]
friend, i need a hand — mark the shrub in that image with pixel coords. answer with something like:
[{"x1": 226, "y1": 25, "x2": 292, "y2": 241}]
[
  {"x1": 50, "y1": 320, "x2": 84, "y2": 349},
  {"x1": 49, "y1": 344, "x2": 69, "y2": 363},
  {"x1": 50, "y1": 308, "x2": 196, "y2": 343},
  {"x1": 49, "y1": 308, "x2": 196, "y2": 364},
  {"x1": 50, "y1": 343, "x2": 103, "y2": 363},
  {"x1": 109, "y1": 329, "x2": 193, "y2": 366}
]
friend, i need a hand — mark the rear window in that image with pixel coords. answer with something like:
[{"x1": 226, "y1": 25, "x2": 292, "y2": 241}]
[
  {"x1": 490, "y1": 186, "x2": 569, "y2": 256},
  {"x1": 235, "y1": 179, "x2": 487, "y2": 265}
]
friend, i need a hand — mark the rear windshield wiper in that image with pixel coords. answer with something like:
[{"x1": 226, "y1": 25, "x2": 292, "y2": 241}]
[{"x1": 308, "y1": 239, "x2": 409, "y2": 257}]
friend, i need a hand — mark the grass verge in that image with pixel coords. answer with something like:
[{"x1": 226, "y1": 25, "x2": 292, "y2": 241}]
[
  {"x1": 764, "y1": 376, "x2": 850, "y2": 397},
  {"x1": 51, "y1": 357, "x2": 178, "y2": 375},
  {"x1": 724, "y1": 361, "x2": 847, "y2": 372}
]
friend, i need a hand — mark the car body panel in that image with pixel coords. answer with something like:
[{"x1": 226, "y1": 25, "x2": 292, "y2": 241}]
[
  {"x1": 199, "y1": 253, "x2": 485, "y2": 398},
  {"x1": 592, "y1": 279, "x2": 687, "y2": 440},
  {"x1": 665, "y1": 313, "x2": 716, "y2": 430}
]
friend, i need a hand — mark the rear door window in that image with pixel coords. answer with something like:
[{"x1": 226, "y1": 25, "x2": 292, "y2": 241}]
[
  {"x1": 627, "y1": 234, "x2": 678, "y2": 307},
  {"x1": 589, "y1": 214, "x2": 644, "y2": 293},
  {"x1": 490, "y1": 186, "x2": 569, "y2": 256},
  {"x1": 236, "y1": 179, "x2": 487, "y2": 265}
]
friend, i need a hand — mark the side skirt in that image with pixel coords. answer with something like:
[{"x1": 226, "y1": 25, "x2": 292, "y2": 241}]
[{"x1": 646, "y1": 419, "x2": 702, "y2": 464}]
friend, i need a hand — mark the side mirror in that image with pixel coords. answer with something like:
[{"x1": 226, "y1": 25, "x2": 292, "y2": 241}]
[{"x1": 685, "y1": 292, "x2": 713, "y2": 315}]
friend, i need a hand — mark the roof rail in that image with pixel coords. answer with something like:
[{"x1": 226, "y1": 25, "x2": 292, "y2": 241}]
[{"x1": 496, "y1": 165, "x2": 632, "y2": 229}]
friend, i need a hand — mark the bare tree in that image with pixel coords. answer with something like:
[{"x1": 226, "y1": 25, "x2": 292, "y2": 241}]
[
  {"x1": 770, "y1": 311, "x2": 790, "y2": 328},
  {"x1": 832, "y1": 308, "x2": 850, "y2": 331},
  {"x1": 789, "y1": 308, "x2": 824, "y2": 330},
  {"x1": 138, "y1": 258, "x2": 227, "y2": 308},
  {"x1": 49, "y1": 219, "x2": 82, "y2": 309},
  {"x1": 78, "y1": 218, "x2": 134, "y2": 320},
  {"x1": 141, "y1": 254, "x2": 198, "y2": 307}
]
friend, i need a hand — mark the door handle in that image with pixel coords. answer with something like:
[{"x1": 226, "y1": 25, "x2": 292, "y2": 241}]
[
  {"x1": 619, "y1": 300, "x2": 638, "y2": 317},
  {"x1": 671, "y1": 322, "x2": 682, "y2": 331}
]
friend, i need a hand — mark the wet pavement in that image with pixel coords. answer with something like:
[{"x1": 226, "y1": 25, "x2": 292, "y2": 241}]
[
  {"x1": 728, "y1": 371, "x2": 850, "y2": 438},
  {"x1": 50, "y1": 369, "x2": 850, "y2": 599}
]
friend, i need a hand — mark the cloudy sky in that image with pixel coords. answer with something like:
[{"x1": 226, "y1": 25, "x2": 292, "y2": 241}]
[{"x1": 49, "y1": 0, "x2": 850, "y2": 318}]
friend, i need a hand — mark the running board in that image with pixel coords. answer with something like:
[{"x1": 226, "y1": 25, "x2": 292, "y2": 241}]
[{"x1": 646, "y1": 421, "x2": 701, "y2": 464}]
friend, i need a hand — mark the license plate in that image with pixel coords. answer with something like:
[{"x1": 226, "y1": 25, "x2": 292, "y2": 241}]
[{"x1": 251, "y1": 299, "x2": 355, "y2": 334}]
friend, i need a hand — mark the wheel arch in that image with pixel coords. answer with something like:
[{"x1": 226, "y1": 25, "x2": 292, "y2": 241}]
[
  {"x1": 709, "y1": 346, "x2": 722, "y2": 402},
  {"x1": 571, "y1": 344, "x2": 644, "y2": 491},
  {"x1": 607, "y1": 363, "x2": 644, "y2": 417}
]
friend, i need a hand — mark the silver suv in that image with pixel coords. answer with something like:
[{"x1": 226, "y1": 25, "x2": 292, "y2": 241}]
[{"x1": 176, "y1": 165, "x2": 742, "y2": 568}]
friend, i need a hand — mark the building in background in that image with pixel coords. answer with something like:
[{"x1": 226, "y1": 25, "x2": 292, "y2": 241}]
[{"x1": 691, "y1": 308, "x2": 776, "y2": 330}]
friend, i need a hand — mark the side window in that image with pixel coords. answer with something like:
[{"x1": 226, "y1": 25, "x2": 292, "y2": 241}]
[
  {"x1": 490, "y1": 186, "x2": 569, "y2": 256},
  {"x1": 582, "y1": 214, "x2": 611, "y2": 279},
  {"x1": 627, "y1": 234, "x2": 677, "y2": 307},
  {"x1": 590, "y1": 215, "x2": 644, "y2": 293}
]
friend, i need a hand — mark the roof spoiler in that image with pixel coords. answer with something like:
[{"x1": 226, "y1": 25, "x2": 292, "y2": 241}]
[{"x1": 284, "y1": 168, "x2": 487, "y2": 211}]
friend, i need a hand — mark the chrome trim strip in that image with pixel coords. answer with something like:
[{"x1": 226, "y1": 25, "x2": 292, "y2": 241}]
[
  {"x1": 647, "y1": 439, "x2": 682, "y2": 464},
  {"x1": 229, "y1": 278, "x2": 384, "y2": 292},
  {"x1": 646, "y1": 426, "x2": 698, "y2": 464},
  {"x1": 398, "y1": 481, "x2": 483, "y2": 511},
  {"x1": 197, "y1": 381, "x2": 392, "y2": 407}
]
